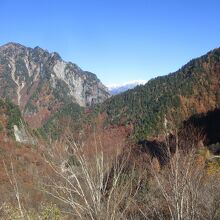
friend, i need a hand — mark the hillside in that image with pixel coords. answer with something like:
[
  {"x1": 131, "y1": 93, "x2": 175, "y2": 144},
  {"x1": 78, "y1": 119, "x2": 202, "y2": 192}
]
[
  {"x1": 0, "y1": 99, "x2": 23, "y2": 138},
  {"x1": 100, "y1": 48, "x2": 220, "y2": 140},
  {"x1": 0, "y1": 43, "x2": 110, "y2": 128},
  {"x1": 0, "y1": 100, "x2": 38, "y2": 201}
]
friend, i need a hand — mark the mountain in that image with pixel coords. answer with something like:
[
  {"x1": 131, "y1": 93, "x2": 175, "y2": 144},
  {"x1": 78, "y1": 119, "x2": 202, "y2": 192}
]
[
  {"x1": 40, "y1": 47, "x2": 220, "y2": 142},
  {"x1": 99, "y1": 47, "x2": 220, "y2": 140},
  {"x1": 107, "y1": 80, "x2": 147, "y2": 95},
  {"x1": 0, "y1": 43, "x2": 110, "y2": 128}
]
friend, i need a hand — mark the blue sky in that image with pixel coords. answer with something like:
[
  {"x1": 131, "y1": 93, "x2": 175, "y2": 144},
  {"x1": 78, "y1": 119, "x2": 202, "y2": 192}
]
[{"x1": 0, "y1": 0, "x2": 220, "y2": 85}]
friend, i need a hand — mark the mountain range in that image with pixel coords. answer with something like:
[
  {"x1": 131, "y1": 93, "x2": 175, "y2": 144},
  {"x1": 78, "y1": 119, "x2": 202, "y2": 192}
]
[
  {"x1": 107, "y1": 80, "x2": 147, "y2": 95},
  {"x1": 38, "y1": 46, "x2": 220, "y2": 145},
  {"x1": 0, "y1": 42, "x2": 220, "y2": 145}
]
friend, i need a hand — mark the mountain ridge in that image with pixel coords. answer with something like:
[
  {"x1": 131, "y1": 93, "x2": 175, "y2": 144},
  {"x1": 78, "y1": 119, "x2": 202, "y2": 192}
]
[
  {"x1": 99, "y1": 47, "x2": 220, "y2": 140},
  {"x1": 0, "y1": 42, "x2": 110, "y2": 128}
]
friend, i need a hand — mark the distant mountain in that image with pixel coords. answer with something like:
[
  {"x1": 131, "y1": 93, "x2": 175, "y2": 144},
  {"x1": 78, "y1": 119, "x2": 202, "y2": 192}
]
[
  {"x1": 100, "y1": 47, "x2": 220, "y2": 140},
  {"x1": 107, "y1": 80, "x2": 147, "y2": 95},
  {"x1": 0, "y1": 42, "x2": 110, "y2": 128}
]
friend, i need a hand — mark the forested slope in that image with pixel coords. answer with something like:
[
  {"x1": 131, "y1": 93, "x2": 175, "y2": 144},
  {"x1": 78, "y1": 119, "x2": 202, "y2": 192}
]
[{"x1": 101, "y1": 48, "x2": 220, "y2": 140}]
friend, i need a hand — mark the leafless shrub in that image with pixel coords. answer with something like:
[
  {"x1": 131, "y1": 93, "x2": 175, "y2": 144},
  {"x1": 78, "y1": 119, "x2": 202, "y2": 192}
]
[
  {"x1": 3, "y1": 160, "x2": 25, "y2": 219},
  {"x1": 138, "y1": 133, "x2": 220, "y2": 220},
  {"x1": 42, "y1": 132, "x2": 141, "y2": 220}
]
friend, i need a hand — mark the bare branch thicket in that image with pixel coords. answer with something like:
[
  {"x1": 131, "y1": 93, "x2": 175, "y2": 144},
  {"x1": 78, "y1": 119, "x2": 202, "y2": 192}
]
[
  {"x1": 2, "y1": 159, "x2": 26, "y2": 219},
  {"x1": 139, "y1": 128, "x2": 220, "y2": 220},
  {"x1": 42, "y1": 131, "x2": 141, "y2": 220}
]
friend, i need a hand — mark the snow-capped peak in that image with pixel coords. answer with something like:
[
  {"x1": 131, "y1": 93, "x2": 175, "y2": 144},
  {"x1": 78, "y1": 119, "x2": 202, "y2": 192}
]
[
  {"x1": 107, "y1": 80, "x2": 147, "y2": 95},
  {"x1": 107, "y1": 80, "x2": 147, "y2": 90}
]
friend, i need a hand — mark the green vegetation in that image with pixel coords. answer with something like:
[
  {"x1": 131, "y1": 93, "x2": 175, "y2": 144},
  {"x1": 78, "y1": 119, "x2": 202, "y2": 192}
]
[
  {"x1": 0, "y1": 121, "x2": 3, "y2": 132},
  {"x1": 38, "y1": 47, "x2": 220, "y2": 142},
  {"x1": 39, "y1": 102, "x2": 84, "y2": 140},
  {"x1": 0, "y1": 99, "x2": 23, "y2": 137},
  {"x1": 99, "y1": 48, "x2": 220, "y2": 140}
]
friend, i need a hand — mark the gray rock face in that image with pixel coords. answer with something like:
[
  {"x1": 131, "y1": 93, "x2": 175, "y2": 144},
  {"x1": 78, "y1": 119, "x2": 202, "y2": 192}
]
[
  {"x1": 14, "y1": 124, "x2": 35, "y2": 144},
  {"x1": 0, "y1": 42, "x2": 110, "y2": 128}
]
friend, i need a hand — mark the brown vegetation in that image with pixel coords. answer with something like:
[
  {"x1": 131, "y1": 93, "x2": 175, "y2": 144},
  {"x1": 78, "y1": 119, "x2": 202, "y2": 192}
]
[{"x1": 1, "y1": 111, "x2": 220, "y2": 219}]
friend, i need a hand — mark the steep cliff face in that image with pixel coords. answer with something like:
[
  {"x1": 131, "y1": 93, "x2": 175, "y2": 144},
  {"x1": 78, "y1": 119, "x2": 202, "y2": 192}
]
[{"x1": 0, "y1": 42, "x2": 109, "y2": 128}]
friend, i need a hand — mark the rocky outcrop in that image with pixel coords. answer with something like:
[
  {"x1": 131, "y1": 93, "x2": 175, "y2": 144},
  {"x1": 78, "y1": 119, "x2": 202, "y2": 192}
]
[
  {"x1": 0, "y1": 42, "x2": 110, "y2": 128},
  {"x1": 14, "y1": 124, "x2": 35, "y2": 144}
]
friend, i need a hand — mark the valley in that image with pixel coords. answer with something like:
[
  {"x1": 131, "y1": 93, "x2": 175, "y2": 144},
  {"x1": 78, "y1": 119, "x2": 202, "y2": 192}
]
[{"x1": 0, "y1": 43, "x2": 220, "y2": 219}]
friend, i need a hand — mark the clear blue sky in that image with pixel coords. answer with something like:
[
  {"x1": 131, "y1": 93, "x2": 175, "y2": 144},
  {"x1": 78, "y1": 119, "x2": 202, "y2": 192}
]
[{"x1": 0, "y1": 0, "x2": 220, "y2": 85}]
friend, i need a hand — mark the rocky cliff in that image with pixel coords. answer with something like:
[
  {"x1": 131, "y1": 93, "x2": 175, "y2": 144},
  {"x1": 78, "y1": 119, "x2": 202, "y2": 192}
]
[{"x1": 0, "y1": 42, "x2": 109, "y2": 128}]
